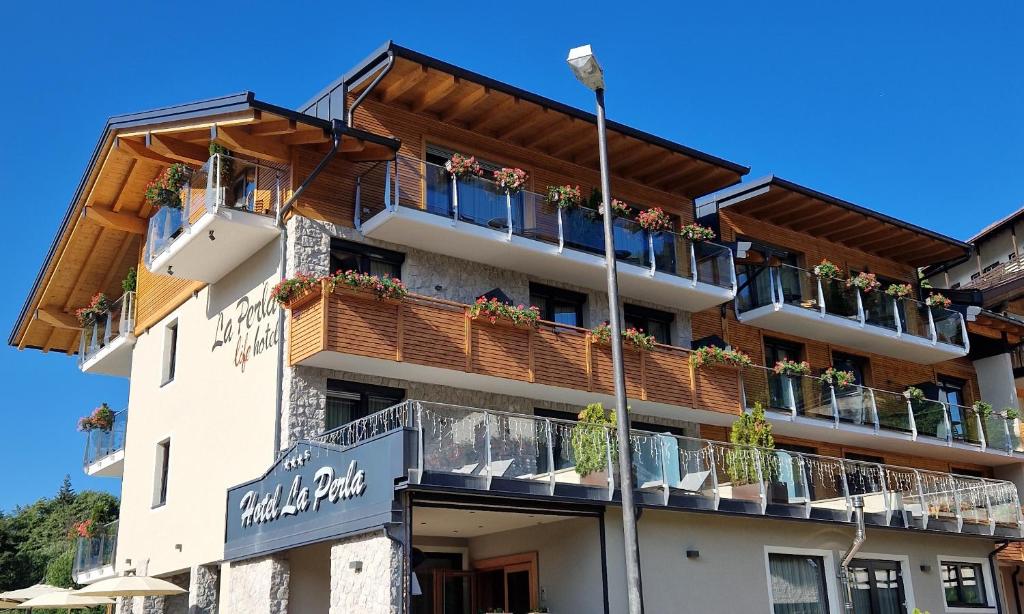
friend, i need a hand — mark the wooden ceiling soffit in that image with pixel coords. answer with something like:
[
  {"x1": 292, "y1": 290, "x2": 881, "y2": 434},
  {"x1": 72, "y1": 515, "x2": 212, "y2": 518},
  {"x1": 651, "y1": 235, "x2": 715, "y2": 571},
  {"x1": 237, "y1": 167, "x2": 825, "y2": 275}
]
[
  {"x1": 212, "y1": 125, "x2": 289, "y2": 163},
  {"x1": 115, "y1": 137, "x2": 174, "y2": 164},
  {"x1": 250, "y1": 119, "x2": 297, "y2": 136},
  {"x1": 147, "y1": 133, "x2": 209, "y2": 165},
  {"x1": 378, "y1": 66, "x2": 429, "y2": 104},
  {"x1": 83, "y1": 206, "x2": 147, "y2": 235},
  {"x1": 469, "y1": 95, "x2": 521, "y2": 132},
  {"x1": 439, "y1": 84, "x2": 489, "y2": 123},
  {"x1": 117, "y1": 110, "x2": 258, "y2": 139},
  {"x1": 410, "y1": 75, "x2": 459, "y2": 113}
]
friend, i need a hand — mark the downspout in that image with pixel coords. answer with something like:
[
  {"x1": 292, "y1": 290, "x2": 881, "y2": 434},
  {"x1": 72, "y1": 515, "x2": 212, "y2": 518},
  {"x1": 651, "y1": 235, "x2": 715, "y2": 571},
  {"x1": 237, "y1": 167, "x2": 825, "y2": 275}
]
[
  {"x1": 346, "y1": 51, "x2": 395, "y2": 128},
  {"x1": 839, "y1": 496, "x2": 866, "y2": 613},
  {"x1": 990, "y1": 540, "x2": 1011, "y2": 614},
  {"x1": 384, "y1": 518, "x2": 408, "y2": 614},
  {"x1": 1012, "y1": 566, "x2": 1022, "y2": 614}
]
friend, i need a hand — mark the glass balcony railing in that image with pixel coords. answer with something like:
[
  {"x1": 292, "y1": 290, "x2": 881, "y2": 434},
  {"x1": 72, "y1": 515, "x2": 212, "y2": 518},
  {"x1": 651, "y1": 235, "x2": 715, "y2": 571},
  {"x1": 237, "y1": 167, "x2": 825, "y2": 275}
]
[
  {"x1": 73, "y1": 520, "x2": 117, "y2": 577},
  {"x1": 77, "y1": 291, "x2": 135, "y2": 367},
  {"x1": 739, "y1": 365, "x2": 1020, "y2": 452},
  {"x1": 83, "y1": 409, "x2": 127, "y2": 468},
  {"x1": 144, "y1": 154, "x2": 286, "y2": 268},
  {"x1": 357, "y1": 155, "x2": 735, "y2": 290},
  {"x1": 316, "y1": 401, "x2": 1023, "y2": 535},
  {"x1": 735, "y1": 264, "x2": 968, "y2": 349}
]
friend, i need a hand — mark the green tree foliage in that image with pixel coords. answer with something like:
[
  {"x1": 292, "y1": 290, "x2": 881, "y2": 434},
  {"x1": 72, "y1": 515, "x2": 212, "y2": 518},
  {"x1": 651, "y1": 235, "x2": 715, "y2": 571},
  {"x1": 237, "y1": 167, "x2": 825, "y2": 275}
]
[
  {"x1": 726, "y1": 402, "x2": 776, "y2": 484},
  {"x1": 0, "y1": 478, "x2": 118, "y2": 594}
]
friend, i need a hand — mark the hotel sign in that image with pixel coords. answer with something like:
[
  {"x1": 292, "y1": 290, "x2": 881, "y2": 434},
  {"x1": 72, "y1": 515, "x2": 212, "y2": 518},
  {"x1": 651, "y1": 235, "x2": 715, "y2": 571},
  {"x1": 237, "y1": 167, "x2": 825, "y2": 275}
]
[{"x1": 224, "y1": 431, "x2": 409, "y2": 560}]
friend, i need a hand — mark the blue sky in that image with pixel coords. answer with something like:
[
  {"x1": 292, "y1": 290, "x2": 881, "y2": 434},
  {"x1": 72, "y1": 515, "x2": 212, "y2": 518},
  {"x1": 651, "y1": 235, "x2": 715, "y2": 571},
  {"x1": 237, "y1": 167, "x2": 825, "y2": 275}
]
[{"x1": 0, "y1": 1, "x2": 1020, "y2": 512}]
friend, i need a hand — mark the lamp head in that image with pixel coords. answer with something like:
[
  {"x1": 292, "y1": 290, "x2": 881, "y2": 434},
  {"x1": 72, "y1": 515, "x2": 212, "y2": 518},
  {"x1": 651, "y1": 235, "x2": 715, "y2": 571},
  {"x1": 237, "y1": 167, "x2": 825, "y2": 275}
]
[{"x1": 567, "y1": 44, "x2": 604, "y2": 91}]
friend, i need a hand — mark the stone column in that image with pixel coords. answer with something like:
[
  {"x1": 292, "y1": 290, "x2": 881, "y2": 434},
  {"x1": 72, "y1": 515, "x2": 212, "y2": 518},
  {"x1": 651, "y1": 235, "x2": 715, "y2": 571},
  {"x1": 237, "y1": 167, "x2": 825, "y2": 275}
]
[
  {"x1": 115, "y1": 596, "x2": 134, "y2": 614},
  {"x1": 330, "y1": 530, "x2": 403, "y2": 614},
  {"x1": 188, "y1": 564, "x2": 220, "y2": 613},
  {"x1": 225, "y1": 555, "x2": 289, "y2": 614}
]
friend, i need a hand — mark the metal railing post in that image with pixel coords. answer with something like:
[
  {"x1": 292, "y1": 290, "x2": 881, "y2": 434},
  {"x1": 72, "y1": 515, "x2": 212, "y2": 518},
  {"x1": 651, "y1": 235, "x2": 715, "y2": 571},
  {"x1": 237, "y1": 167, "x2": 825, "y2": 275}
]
[
  {"x1": 796, "y1": 454, "x2": 812, "y2": 518},
  {"x1": 907, "y1": 399, "x2": 918, "y2": 440},
  {"x1": 981, "y1": 481, "x2": 996, "y2": 536},
  {"x1": 926, "y1": 305, "x2": 938, "y2": 345},
  {"x1": 784, "y1": 376, "x2": 798, "y2": 417},
  {"x1": 829, "y1": 385, "x2": 840, "y2": 428},
  {"x1": 867, "y1": 388, "x2": 880, "y2": 432},
  {"x1": 383, "y1": 160, "x2": 392, "y2": 211},
  {"x1": 505, "y1": 192, "x2": 514, "y2": 242},
  {"x1": 393, "y1": 159, "x2": 400, "y2": 210},
  {"x1": 604, "y1": 427, "x2": 615, "y2": 501},
  {"x1": 949, "y1": 475, "x2": 964, "y2": 533},
  {"x1": 816, "y1": 277, "x2": 826, "y2": 317},
  {"x1": 686, "y1": 240, "x2": 696, "y2": 284},
  {"x1": 753, "y1": 447, "x2": 767, "y2": 514},
  {"x1": 855, "y1": 289, "x2": 866, "y2": 326},
  {"x1": 483, "y1": 411, "x2": 493, "y2": 490},
  {"x1": 879, "y1": 465, "x2": 892, "y2": 526},
  {"x1": 727, "y1": 247, "x2": 738, "y2": 295},
  {"x1": 976, "y1": 411, "x2": 987, "y2": 451},
  {"x1": 708, "y1": 443, "x2": 721, "y2": 510},
  {"x1": 415, "y1": 403, "x2": 424, "y2": 484},
  {"x1": 650, "y1": 234, "x2": 659, "y2": 278},
  {"x1": 545, "y1": 419, "x2": 556, "y2": 496},
  {"x1": 913, "y1": 470, "x2": 928, "y2": 529},
  {"x1": 941, "y1": 403, "x2": 952, "y2": 444},
  {"x1": 839, "y1": 462, "x2": 853, "y2": 522},
  {"x1": 450, "y1": 175, "x2": 459, "y2": 227},
  {"x1": 1002, "y1": 417, "x2": 1013, "y2": 454},
  {"x1": 354, "y1": 176, "x2": 362, "y2": 231},
  {"x1": 893, "y1": 298, "x2": 903, "y2": 337},
  {"x1": 556, "y1": 207, "x2": 565, "y2": 253}
]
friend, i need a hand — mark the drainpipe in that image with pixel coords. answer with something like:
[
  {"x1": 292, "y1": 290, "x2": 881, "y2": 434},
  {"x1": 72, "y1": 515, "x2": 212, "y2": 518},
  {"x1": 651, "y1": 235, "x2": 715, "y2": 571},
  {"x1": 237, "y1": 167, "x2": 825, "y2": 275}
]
[
  {"x1": 346, "y1": 51, "x2": 395, "y2": 128},
  {"x1": 991, "y1": 540, "x2": 1011, "y2": 614},
  {"x1": 1012, "y1": 566, "x2": 1022, "y2": 614},
  {"x1": 840, "y1": 496, "x2": 866, "y2": 613},
  {"x1": 384, "y1": 520, "x2": 408, "y2": 614}
]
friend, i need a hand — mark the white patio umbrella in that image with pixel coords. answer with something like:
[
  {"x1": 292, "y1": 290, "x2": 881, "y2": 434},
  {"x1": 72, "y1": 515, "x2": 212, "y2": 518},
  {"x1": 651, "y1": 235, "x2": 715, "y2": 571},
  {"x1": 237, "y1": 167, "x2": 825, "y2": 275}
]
[
  {"x1": 15, "y1": 591, "x2": 113, "y2": 609},
  {"x1": 0, "y1": 584, "x2": 69, "y2": 601},
  {"x1": 74, "y1": 575, "x2": 186, "y2": 597},
  {"x1": 0, "y1": 600, "x2": 21, "y2": 608}
]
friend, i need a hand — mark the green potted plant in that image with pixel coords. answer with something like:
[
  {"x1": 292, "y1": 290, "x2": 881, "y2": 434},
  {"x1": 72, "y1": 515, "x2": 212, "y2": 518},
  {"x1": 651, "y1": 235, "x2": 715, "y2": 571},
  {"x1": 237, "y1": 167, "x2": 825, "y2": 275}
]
[
  {"x1": 209, "y1": 142, "x2": 234, "y2": 190},
  {"x1": 1005, "y1": 407, "x2": 1020, "y2": 420},
  {"x1": 75, "y1": 292, "x2": 111, "y2": 327},
  {"x1": 679, "y1": 223, "x2": 716, "y2": 241},
  {"x1": 270, "y1": 272, "x2": 321, "y2": 307},
  {"x1": 725, "y1": 402, "x2": 777, "y2": 501},
  {"x1": 145, "y1": 163, "x2": 191, "y2": 210},
  {"x1": 590, "y1": 322, "x2": 655, "y2": 351},
  {"x1": 121, "y1": 267, "x2": 137, "y2": 294},
  {"x1": 570, "y1": 403, "x2": 618, "y2": 487}
]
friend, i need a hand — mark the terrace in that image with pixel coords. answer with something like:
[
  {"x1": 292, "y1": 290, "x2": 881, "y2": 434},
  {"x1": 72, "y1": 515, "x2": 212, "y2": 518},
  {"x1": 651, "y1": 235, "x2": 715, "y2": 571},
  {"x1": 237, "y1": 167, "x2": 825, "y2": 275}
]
[
  {"x1": 82, "y1": 409, "x2": 127, "y2": 477},
  {"x1": 78, "y1": 292, "x2": 135, "y2": 377},
  {"x1": 72, "y1": 520, "x2": 118, "y2": 585}
]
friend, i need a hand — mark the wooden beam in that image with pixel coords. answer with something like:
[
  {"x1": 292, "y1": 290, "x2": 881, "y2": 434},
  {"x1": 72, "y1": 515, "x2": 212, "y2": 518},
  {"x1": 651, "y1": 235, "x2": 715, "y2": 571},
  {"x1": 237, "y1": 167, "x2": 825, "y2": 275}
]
[
  {"x1": 83, "y1": 206, "x2": 147, "y2": 235},
  {"x1": 109, "y1": 159, "x2": 137, "y2": 213},
  {"x1": 101, "y1": 234, "x2": 136, "y2": 291},
  {"x1": 439, "y1": 84, "x2": 489, "y2": 123},
  {"x1": 521, "y1": 118, "x2": 578, "y2": 150},
  {"x1": 36, "y1": 307, "x2": 80, "y2": 330},
  {"x1": 550, "y1": 132, "x2": 596, "y2": 159},
  {"x1": 339, "y1": 137, "x2": 367, "y2": 153},
  {"x1": 281, "y1": 129, "x2": 331, "y2": 145},
  {"x1": 623, "y1": 154, "x2": 677, "y2": 181},
  {"x1": 115, "y1": 137, "x2": 174, "y2": 165},
  {"x1": 498, "y1": 109, "x2": 557, "y2": 143},
  {"x1": 469, "y1": 95, "x2": 520, "y2": 132},
  {"x1": 650, "y1": 162, "x2": 712, "y2": 191},
  {"x1": 635, "y1": 155, "x2": 695, "y2": 184},
  {"x1": 213, "y1": 125, "x2": 290, "y2": 163},
  {"x1": 148, "y1": 133, "x2": 209, "y2": 165},
  {"x1": 410, "y1": 75, "x2": 459, "y2": 113},
  {"x1": 250, "y1": 119, "x2": 297, "y2": 136},
  {"x1": 378, "y1": 66, "x2": 429, "y2": 104}
]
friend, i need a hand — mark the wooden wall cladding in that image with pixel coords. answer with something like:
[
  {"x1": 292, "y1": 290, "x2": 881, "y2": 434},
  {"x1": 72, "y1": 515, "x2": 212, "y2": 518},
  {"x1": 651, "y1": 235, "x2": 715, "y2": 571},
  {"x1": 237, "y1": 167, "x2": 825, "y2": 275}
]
[{"x1": 134, "y1": 252, "x2": 204, "y2": 334}]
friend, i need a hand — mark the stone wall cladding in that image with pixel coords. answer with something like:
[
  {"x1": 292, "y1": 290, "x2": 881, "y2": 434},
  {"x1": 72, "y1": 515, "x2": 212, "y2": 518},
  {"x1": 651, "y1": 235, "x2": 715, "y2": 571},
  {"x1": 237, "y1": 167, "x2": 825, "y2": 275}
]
[
  {"x1": 329, "y1": 531, "x2": 402, "y2": 614},
  {"x1": 189, "y1": 564, "x2": 220, "y2": 614},
  {"x1": 225, "y1": 555, "x2": 289, "y2": 614}
]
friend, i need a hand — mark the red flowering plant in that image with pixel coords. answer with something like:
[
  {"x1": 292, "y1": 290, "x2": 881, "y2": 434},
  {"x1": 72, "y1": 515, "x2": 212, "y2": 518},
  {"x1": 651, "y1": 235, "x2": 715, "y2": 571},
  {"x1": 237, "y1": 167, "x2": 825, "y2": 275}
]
[
  {"x1": 602, "y1": 198, "x2": 632, "y2": 218},
  {"x1": 493, "y1": 168, "x2": 528, "y2": 194},
  {"x1": 636, "y1": 207, "x2": 673, "y2": 232},
  {"x1": 78, "y1": 403, "x2": 115, "y2": 432},
  {"x1": 689, "y1": 345, "x2": 753, "y2": 369},
  {"x1": 326, "y1": 270, "x2": 408, "y2": 301},
  {"x1": 269, "y1": 272, "x2": 320, "y2": 306},
  {"x1": 144, "y1": 163, "x2": 191, "y2": 209},
  {"x1": 885, "y1": 283, "x2": 914, "y2": 300},
  {"x1": 547, "y1": 185, "x2": 582, "y2": 209},
  {"x1": 847, "y1": 272, "x2": 881, "y2": 294},
  {"x1": 590, "y1": 322, "x2": 656, "y2": 351},
  {"x1": 812, "y1": 259, "x2": 843, "y2": 280},
  {"x1": 444, "y1": 153, "x2": 482, "y2": 179},
  {"x1": 926, "y1": 292, "x2": 952, "y2": 309},
  {"x1": 820, "y1": 367, "x2": 856, "y2": 389},
  {"x1": 469, "y1": 297, "x2": 540, "y2": 328},
  {"x1": 75, "y1": 293, "x2": 112, "y2": 326},
  {"x1": 679, "y1": 223, "x2": 716, "y2": 241},
  {"x1": 772, "y1": 359, "x2": 811, "y2": 377},
  {"x1": 71, "y1": 519, "x2": 96, "y2": 539}
]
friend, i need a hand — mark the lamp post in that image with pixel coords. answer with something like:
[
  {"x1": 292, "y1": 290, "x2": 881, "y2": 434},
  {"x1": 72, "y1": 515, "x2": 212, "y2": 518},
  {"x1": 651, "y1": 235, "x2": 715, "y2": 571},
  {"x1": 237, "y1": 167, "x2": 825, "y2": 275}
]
[{"x1": 567, "y1": 44, "x2": 645, "y2": 614}]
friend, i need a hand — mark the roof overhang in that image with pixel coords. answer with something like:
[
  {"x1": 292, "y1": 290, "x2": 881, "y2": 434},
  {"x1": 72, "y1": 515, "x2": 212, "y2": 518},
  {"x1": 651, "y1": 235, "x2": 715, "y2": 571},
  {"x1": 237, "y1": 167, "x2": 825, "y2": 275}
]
[
  {"x1": 302, "y1": 41, "x2": 749, "y2": 199},
  {"x1": 697, "y1": 175, "x2": 970, "y2": 269},
  {"x1": 967, "y1": 306, "x2": 1024, "y2": 346}
]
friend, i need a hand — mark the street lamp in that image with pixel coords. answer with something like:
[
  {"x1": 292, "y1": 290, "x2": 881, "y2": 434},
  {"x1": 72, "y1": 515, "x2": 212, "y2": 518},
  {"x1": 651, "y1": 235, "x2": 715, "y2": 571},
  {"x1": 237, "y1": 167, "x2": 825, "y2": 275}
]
[{"x1": 567, "y1": 44, "x2": 645, "y2": 614}]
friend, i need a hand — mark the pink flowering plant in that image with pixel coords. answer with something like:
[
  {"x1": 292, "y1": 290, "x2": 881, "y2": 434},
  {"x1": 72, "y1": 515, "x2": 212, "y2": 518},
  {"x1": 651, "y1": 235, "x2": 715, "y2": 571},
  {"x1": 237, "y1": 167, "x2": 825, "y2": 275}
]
[
  {"x1": 547, "y1": 184, "x2": 582, "y2": 209},
  {"x1": 326, "y1": 270, "x2": 408, "y2": 301},
  {"x1": 689, "y1": 345, "x2": 753, "y2": 369},
  {"x1": 820, "y1": 367, "x2": 856, "y2": 389},
  {"x1": 636, "y1": 207, "x2": 673, "y2": 232},
  {"x1": 75, "y1": 293, "x2": 112, "y2": 326},
  {"x1": 679, "y1": 223, "x2": 716, "y2": 241},
  {"x1": 493, "y1": 168, "x2": 528, "y2": 194},
  {"x1": 606, "y1": 198, "x2": 632, "y2": 218},
  {"x1": 847, "y1": 272, "x2": 881, "y2": 294},
  {"x1": 812, "y1": 259, "x2": 843, "y2": 280},
  {"x1": 78, "y1": 403, "x2": 114, "y2": 432},
  {"x1": 144, "y1": 163, "x2": 191, "y2": 209},
  {"x1": 886, "y1": 283, "x2": 914, "y2": 300},
  {"x1": 590, "y1": 322, "x2": 656, "y2": 351},
  {"x1": 269, "y1": 272, "x2": 320, "y2": 306},
  {"x1": 772, "y1": 359, "x2": 811, "y2": 376},
  {"x1": 926, "y1": 292, "x2": 952, "y2": 309},
  {"x1": 444, "y1": 153, "x2": 482, "y2": 178},
  {"x1": 469, "y1": 297, "x2": 541, "y2": 328}
]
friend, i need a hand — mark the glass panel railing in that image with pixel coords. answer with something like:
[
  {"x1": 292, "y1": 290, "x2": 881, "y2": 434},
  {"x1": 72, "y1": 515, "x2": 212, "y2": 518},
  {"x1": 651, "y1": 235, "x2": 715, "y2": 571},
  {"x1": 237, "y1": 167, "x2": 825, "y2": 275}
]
[
  {"x1": 802, "y1": 454, "x2": 851, "y2": 518},
  {"x1": 982, "y1": 414, "x2": 1011, "y2": 452},
  {"x1": 832, "y1": 385, "x2": 874, "y2": 426},
  {"x1": 763, "y1": 449, "x2": 809, "y2": 506},
  {"x1": 987, "y1": 480, "x2": 1023, "y2": 528},
  {"x1": 884, "y1": 467, "x2": 923, "y2": 523},
  {"x1": 953, "y1": 475, "x2": 992, "y2": 529},
  {"x1": 775, "y1": 264, "x2": 820, "y2": 312},
  {"x1": 419, "y1": 404, "x2": 488, "y2": 477},
  {"x1": 917, "y1": 471, "x2": 957, "y2": 526},
  {"x1": 708, "y1": 441, "x2": 764, "y2": 506},
  {"x1": 78, "y1": 292, "x2": 136, "y2": 366},
  {"x1": 874, "y1": 390, "x2": 912, "y2": 433},
  {"x1": 819, "y1": 274, "x2": 859, "y2": 321},
  {"x1": 486, "y1": 412, "x2": 546, "y2": 481},
  {"x1": 949, "y1": 405, "x2": 983, "y2": 445},
  {"x1": 630, "y1": 432, "x2": 667, "y2": 495},
  {"x1": 73, "y1": 520, "x2": 117, "y2": 575},
  {"x1": 932, "y1": 306, "x2": 966, "y2": 346},
  {"x1": 862, "y1": 291, "x2": 899, "y2": 331},
  {"x1": 145, "y1": 205, "x2": 184, "y2": 266},
  {"x1": 900, "y1": 299, "x2": 933, "y2": 341},
  {"x1": 548, "y1": 416, "x2": 613, "y2": 490},
  {"x1": 693, "y1": 241, "x2": 734, "y2": 289},
  {"x1": 516, "y1": 190, "x2": 562, "y2": 245},
  {"x1": 911, "y1": 399, "x2": 950, "y2": 441},
  {"x1": 843, "y1": 461, "x2": 887, "y2": 517},
  {"x1": 1009, "y1": 420, "x2": 1023, "y2": 453},
  {"x1": 560, "y1": 206, "x2": 605, "y2": 255},
  {"x1": 83, "y1": 409, "x2": 127, "y2": 466},
  {"x1": 661, "y1": 437, "x2": 717, "y2": 502}
]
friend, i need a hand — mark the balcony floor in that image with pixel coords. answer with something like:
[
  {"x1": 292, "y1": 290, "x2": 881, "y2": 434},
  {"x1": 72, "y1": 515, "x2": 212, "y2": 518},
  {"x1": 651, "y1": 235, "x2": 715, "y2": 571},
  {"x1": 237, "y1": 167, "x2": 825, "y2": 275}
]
[
  {"x1": 738, "y1": 303, "x2": 967, "y2": 364},
  {"x1": 148, "y1": 208, "x2": 279, "y2": 283},
  {"x1": 72, "y1": 563, "x2": 116, "y2": 585},
  {"x1": 84, "y1": 449, "x2": 124, "y2": 477},
  {"x1": 80, "y1": 334, "x2": 135, "y2": 377},
  {"x1": 362, "y1": 206, "x2": 734, "y2": 312}
]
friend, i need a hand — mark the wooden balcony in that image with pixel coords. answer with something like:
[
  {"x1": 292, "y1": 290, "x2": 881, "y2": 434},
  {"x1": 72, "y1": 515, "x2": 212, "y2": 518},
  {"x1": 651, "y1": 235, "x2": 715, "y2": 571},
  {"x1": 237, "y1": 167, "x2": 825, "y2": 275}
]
[{"x1": 288, "y1": 282, "x2": 744, "y2": 421}]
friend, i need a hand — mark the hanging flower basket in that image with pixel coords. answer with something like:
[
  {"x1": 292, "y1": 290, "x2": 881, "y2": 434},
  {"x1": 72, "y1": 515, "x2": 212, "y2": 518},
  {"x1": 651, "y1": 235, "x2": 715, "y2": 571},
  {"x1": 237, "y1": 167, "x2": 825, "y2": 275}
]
[
  {"x1": 812, "y1": 259, "x2": 843, "y2": 280},
  {"x1": 75, "y1": 293, "x2": 112, "y2": 326},
  {"x1": 636, "y1": 207, "x2": 673, "y2": 232},
  {"x1": 469, "y1": 297, "x2": 540, "y2": 329},
  {"x1": 590, "y1": 322, "x2": 655, "y2": 351},
  {"x1": 444, "y1": 153, "x2": 482, "y2": 178},
  {"x1": 78, "y1": 403, "x2": 114, "y2": 432},
  {"x1": 925, "y1": 292, "x2": 952, "y2": 309},
  {"x1": 326, "y1": 270, "x2": 408, "y2": 302},
  {"x1": 547, "y1": 185, "x2": 582, "y2": 209},
  {"x1": 820, "y1": 367, "x2": 855, "y2": 389},
  {"x1": 885, "y1": 283, "x2": 914, "y2": 300},
  {"x1": 772, "y1": 359, "x2": 811, "y2": 376},
  {"x1": 145, "y1": 163, "x2": 191, "y2": 210},
  {"x1": 847, "y1": 272, "x2": 881, "y2": 294},
  {"x1": 493, "y1": 168, "x2": 528, "y2": 194},
  {"x1": 689, "y1": 345, "x2": 752, "y2": 369},
  {"x1": 270, "y1": 273, "x2": 321, "y2": 307},
  {"x1": 679, "y1": 223, "x2": 716, "y2": 241}
]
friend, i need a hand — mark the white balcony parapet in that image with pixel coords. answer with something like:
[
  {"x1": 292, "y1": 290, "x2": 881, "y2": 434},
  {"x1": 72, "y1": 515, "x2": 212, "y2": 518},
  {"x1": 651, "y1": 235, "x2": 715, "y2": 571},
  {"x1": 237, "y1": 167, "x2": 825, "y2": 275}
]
[
  {"x1": 83, "y1": 409, "x2": 127, "y2": 477},
  {"x1": 144, "y1": 154, "x2": 285, "y2": 284},
  {"x1": 78, "y1": 292, "x2": 135, "y2": 377},
  {"x1": 356, "y1": 155, "x2": 737, "y2": 312},
  {"x1": 735, "y1": 264, "x2": 969, "y2": 364}
]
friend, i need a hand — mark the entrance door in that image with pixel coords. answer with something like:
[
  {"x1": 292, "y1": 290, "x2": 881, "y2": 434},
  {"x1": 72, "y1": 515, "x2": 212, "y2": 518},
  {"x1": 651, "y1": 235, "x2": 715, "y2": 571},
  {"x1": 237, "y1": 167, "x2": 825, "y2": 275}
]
[
  {"x1": 432, "y1": 570, "x2": 475, "y2": 614},
  {"x1": 473, "y1": 553, "x2": 539, "y2": 614},
  {"x1": 849, "y1": 559, "x2": 906, "y2": 614}
]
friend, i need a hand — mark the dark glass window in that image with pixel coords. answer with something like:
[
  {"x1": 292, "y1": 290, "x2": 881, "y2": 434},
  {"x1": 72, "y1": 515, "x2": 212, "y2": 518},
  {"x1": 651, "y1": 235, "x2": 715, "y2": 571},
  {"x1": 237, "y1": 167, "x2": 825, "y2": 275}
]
[
  {"x1": 768, "y1": 553, "x2": 830, "y2": 614},
  {"x1": 623, "y1": 304, "x2": 673, "y2": 345},
  {"x1": 529, "y1": 283, "x2": 586, "y2": 328},
  {"x1": 154, "y1": 440, "x2": 171, "y2": 507},
  {"x1": 831, "y1": 352, "x2": 868, "y2": 387},
  {"x1": 941, "y1": 561, "x2": 988, "y2": 607},
  {"x1": 849, "y1": 559, "x2": 906, "y2": 614},
  {"x1": 764, "y1": 338, "x2": 805, "y2": 411},
  {"x1": 844, "y1": 452, "x2": 885, "y2": 497},
  {"x1": 325, "y1": 381, "x2": 405, "y2": 431},
  {"x1": 330, "y1": 238, "x2": 404, "y2": 279},
  {"x1": 937, "y1": 377, "x2": 967, "y2": 440}
]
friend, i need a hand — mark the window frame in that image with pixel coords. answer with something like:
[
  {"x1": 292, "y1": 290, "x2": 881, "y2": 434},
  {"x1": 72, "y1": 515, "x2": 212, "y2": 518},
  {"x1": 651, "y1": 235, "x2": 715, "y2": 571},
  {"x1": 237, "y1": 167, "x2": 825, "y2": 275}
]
[
  {"x1": 937, "y1": 557, "x2": 996, "y2": 612},
  {"x1": 329, "y1": 238, "x2": 405, "y2": 279},
  {"x1": 161, "y1": 319, "x2": 178, "y2": 386},
  {"x1": 623, "y1": 303, "x2": 674, "y2": 345},
  {"x1": 153, "y1": 438, "x2": 171, "y2": 509},
  {"x1": 764, "y1": 546, "x2": 841, "y2": 614},
  {"x1": 528, "y1": 282, "x2": 587, "y2": 328},
  {"x1": 847, "y1": 552, "x2": 915, "y2": 614},
  {"x1": 325, "y1": 380, "x2": 406, "y2": 432}
]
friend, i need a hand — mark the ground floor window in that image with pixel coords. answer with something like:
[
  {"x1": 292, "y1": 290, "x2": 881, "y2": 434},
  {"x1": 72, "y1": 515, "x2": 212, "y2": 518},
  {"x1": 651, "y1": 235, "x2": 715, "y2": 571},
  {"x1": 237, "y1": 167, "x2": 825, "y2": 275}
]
[
  {"x1": 768, "y1": 552, "x2": 831, "y2": 614},
  {"x1": 849, "y1": 559, "x2": 906, "y2": 614},
  {"x1": 941, "y1": 560, "x2": 989, "y2": 608}
]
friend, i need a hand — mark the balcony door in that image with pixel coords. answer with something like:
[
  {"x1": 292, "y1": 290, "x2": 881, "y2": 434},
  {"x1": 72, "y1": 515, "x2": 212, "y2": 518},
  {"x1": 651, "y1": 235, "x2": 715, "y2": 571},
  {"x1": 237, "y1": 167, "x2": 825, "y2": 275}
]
[
  {"x1": 937, "y1": 377, "x2": 966, "y2": 440},
  {"x1": 765, "y1": 338, "x2": 806, "y2": 413},
  {"x1": 831, "y1": 352, "x2": 870, "y2": 425},
  {"x1": 424, "y1": 146, "x2": 523, "y2": 232},
  {"x1": 473, "y1": 552, "x2": 538, "y2": 614},
  {"x1": 849, "y1": 559, "x2": 906, "y2": 614}
]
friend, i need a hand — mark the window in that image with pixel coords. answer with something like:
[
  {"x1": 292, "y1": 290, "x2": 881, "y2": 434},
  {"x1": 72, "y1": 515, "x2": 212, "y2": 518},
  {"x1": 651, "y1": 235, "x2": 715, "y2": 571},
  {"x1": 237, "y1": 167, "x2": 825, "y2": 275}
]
[
  {"x1": 937, "y1": 377, "x2": 967, "y2": 440},
  {"x1": 941, "y1": 561, "x2": 988, "y2": 608},
  {"x1": 765, "y1": 338, "x2": 806, "y2": 411},
  {"x1": 831, "y1": 352, "x2": 868, "y2": 387},
  {"x1": 325, "y1": 381, "x2": 405, "y2": 431},
  {"x1": 768, "y1": 552, "x2": 831, "y2": 614},
  {"x1": 623, "y1": 304, "x2": 674, "y2": 345},
  {"x1": 231, "y1": 166, "x2": 257, "y2": 211},
  {"x1": 161, "y1": 320, "x2": 178, "y2": 385},
  {"x1": 982, "y1": 262, "x2": 1000, "y2": 274},
  {"x1": 330, "y1": 239, "x2": 404, "y2": 279},
  {"x1": 424, "y1": 145, "x2": 518, "y2": 228},
  {"x1": 153, "y1": 439, "x2": 171, "y2": 507},
  {"x1": 529, "y1": 283, "x2": 586, "y2": 328},
  {"x1": 849, "y1": 559, "x2": 906, "y2": 614}
]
